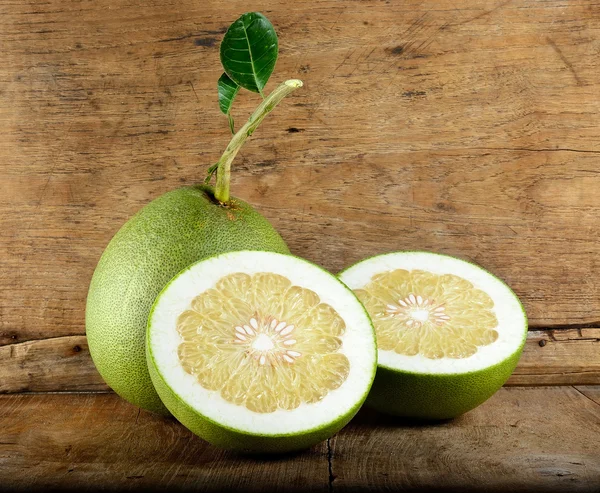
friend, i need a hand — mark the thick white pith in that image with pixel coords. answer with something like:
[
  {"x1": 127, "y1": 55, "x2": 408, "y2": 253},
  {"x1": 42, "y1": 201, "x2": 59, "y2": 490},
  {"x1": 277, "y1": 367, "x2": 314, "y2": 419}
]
[
  {"x1": 340, "y1": 252, "x2": 527, "y2": 375},
  {"x1": 148, "y1": 251, "x2": 376, "y2": 436}
]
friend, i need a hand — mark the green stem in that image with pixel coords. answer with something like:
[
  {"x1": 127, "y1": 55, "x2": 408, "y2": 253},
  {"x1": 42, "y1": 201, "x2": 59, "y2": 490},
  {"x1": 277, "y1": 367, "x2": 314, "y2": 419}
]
[{"x1": 214, "y1": 79, "x2": 303, "y2": 204}]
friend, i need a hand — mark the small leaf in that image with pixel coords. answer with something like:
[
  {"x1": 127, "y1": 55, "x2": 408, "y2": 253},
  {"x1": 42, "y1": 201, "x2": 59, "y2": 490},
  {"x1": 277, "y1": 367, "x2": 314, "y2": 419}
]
[
  {"x1": 217, "y1": 73, "x2": 240, "y2": 133},
  {"x1": 220, "y1": 12, "x2": 278, "y2": 94},
  {"x1": 204, "y1": 162, "x2": 219, "y2": 184}
]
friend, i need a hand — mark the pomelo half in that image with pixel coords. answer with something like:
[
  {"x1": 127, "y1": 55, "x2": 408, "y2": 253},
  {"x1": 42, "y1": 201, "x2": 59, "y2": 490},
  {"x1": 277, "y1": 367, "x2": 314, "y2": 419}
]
[
  {"x1": 86, "y1": 185, "x2": 289, "y2": 415},
  {"x1": 147, "y1": 251, "x2": 377, "y2": 452},
  {"x1": 339, "y1": 251, "x2": 527, "y2": 420}
]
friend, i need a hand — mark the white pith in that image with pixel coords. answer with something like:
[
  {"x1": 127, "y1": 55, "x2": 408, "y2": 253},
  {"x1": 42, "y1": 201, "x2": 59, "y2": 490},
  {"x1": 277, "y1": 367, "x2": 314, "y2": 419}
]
[
  {"x1": 339, "y1": 252, "x2": 527, "y2": 375},
  {"x1": 148, "y1": 251, "x2": 376, "y2": 436}
]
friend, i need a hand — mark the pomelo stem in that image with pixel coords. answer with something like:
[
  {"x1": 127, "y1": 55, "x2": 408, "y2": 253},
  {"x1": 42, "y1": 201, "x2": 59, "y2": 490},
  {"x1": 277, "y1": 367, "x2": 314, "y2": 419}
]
[{"x1": 214, "y1": 79, "x2": 303, "y2": 204}]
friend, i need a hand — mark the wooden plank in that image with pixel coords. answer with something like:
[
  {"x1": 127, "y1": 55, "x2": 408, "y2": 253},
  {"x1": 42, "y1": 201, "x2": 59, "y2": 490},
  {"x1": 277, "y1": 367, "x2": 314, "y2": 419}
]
[
  {"x1": 1, "y1": 330, "x2": 598, "y2": 393},
  {"x1": 0, "y1": 393, "x2": 329, "y2": 492},
  {"x1": 0, "y1": 389, "x2": 598, "y2": 491},
  {"x1": 575, "y1": 386, "x2": 600, "y2": 408},
  {"x1": 330, "y1": 386, "x2": 600, "y2": 492},
  {"x1": 0, "y1": 336, "x2": 107, "y2": 392},
  {"x1": 1, "y1": 0, "x2": 600, "y2": 349},
  {"x1": 507, "y1": 330, "x2": 600, "y2": 386}
]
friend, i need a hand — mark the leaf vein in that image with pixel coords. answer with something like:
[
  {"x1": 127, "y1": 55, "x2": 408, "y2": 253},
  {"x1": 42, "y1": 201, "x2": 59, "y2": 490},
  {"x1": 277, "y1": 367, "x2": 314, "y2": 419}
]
[{"x1": 241, "y1": 17, "x2": 260, "y2": 92}]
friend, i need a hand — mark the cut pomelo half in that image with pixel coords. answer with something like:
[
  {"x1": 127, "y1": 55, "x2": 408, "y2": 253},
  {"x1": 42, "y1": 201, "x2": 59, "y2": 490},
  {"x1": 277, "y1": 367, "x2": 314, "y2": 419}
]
[
  {"x1": 147, "y1": 251, "x2": 377, "y2": 452},
  {"x1": 339, "y1": 251, "x2": 527, "y2": 420}
]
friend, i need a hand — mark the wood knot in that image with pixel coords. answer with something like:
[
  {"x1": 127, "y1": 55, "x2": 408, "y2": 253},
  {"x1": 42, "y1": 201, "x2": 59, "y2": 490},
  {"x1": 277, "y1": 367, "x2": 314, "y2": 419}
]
[
  {"x1": 388, "y1": 45, "x2": 405, "y2": 55},
  {"x1": 194, "y1": 37, "x2": 217, "y2": 47}
]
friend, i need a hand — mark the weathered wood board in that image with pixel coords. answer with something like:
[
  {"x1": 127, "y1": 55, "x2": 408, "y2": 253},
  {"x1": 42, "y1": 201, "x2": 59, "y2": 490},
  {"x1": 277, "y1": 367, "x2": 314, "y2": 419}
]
[
  {"x1": 2, "y1": 330, "x2": 599, "y2": 393},
  {"x1": 1, "y1": 1, "x2": 600, "y2": 387},
  {"x1": 330, "y1": 386, "x2": 600, "y2": 492},
  {"x1": 0, "y1": 388, "x2": 598, "y2": 491},
  {"x1": 2, "y1": 2, "x2": 600, "y2": 491}
]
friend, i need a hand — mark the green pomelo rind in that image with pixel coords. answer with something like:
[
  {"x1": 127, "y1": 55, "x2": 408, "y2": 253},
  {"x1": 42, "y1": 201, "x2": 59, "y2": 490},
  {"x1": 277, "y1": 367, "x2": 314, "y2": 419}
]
[
  {"x1": 86, "y1": 185, "x2": 290, "y2": 415},
  {"x1": 146, "y1": 251, "x2": 377, "y2": 453},
  {"x1": 366, "y1": 347, "x2": 524, "y2": 420},
  {"x1": 338, "y1": 250, "x2": 528, "y2": 420}
]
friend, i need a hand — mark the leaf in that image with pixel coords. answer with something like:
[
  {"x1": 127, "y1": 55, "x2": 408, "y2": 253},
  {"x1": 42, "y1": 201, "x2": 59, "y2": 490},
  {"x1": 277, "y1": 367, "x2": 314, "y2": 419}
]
[
  {"x1": 220, "y1": 12, "x2": 278, "y2": 95},
  {"x1": 217, "y1": 73, "x2": 240, "y2": 114},
  {"x1": 204, "y1": 162, "x2": 219, "y2": 184},
  {"x1": 217, "y1": 73, "x2": 240, "y2": 133}
]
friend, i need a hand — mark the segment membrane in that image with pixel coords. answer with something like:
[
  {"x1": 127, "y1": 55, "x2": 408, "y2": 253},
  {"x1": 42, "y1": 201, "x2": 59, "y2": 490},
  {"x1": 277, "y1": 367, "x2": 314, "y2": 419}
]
[
  {"x1": 176, "y1": 273, "x2": 350, "y2": 413},
  {"x1": 356, "y1": 269, "x2": 499, "y2": 359}
]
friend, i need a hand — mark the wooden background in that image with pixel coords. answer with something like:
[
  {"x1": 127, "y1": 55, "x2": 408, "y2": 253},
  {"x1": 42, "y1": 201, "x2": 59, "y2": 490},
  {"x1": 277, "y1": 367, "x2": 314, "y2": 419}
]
[{"x1": 1, "y1": 0, "x2": 599, "y2": 490}]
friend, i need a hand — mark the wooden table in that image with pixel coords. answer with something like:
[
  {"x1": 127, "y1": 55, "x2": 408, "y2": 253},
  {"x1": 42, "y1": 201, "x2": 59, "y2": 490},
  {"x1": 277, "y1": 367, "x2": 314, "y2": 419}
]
[{"x1": 1, "y1": 0, "x2": 599, "y2": 491}]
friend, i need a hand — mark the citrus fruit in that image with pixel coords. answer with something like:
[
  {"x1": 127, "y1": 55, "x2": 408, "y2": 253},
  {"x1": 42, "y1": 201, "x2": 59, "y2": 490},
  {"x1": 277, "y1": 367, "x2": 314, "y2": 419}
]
[
  {"x1": 339, "y1": 251, "x2": 527, "y2": 420},
  {"x1": 146, "y1": 250, "x2": 377, "y2": 452},
  {"x1": 86, "y1": 31, "x2": 303, "y2": 416},
  {"x1": 86, "y1": 185, "x2": 289, "y2": 415}
]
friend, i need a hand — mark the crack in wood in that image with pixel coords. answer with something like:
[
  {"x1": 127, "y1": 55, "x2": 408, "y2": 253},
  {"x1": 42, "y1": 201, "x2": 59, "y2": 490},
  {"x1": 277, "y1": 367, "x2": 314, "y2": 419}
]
[
  {"x1": 533, "y1": 321, "x2": 600, "y2": 331},
  {"x1": 16, "y1": 389, "x2": 115, "y2": 395},
  {"x1": 158, "y1": 29, "x2": 226, "y2": 43},
  {"x1": 546, "y1": 37, "x2": 583, "y2": 86},
  {"x1": 447, "y1": 0, "x2": 513, "y2": 27},
  {"x1": 472, "y1": 146, "x2": 600, "y2": 154},
  {"x1": 327, "y1": 438, "x2": 335, "y2": 493},
  {"x1": 572, "y1": 386, "x2": 600, "y2": 409},
  {"x1": 1, "y1": 334, "x2": 87, "y2": 348}
]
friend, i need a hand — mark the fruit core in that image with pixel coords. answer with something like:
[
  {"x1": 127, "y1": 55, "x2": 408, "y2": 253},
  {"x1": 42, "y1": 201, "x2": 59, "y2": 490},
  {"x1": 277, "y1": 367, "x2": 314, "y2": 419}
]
[
  {"x1": 233, "y1": 315, "x2": 302, "y2": 365},
  {"x1": 175, "y1": 272, "x2": 350, "y2": 413},
  {"x1": 354, "y1": 269, "x2": 499, "y2": 360}
]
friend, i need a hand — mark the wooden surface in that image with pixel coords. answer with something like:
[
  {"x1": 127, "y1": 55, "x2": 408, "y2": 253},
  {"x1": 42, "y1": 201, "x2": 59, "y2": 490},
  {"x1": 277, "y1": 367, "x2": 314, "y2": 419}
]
[
  {"x1": 2, "y1": 0, "x2": 600, "y2": 491},
  {"x1": 3, "y1": 329, "x2": 600, "y2": 393},
  {"x1": 1, "y1": 0, "x2": 600, "y2": 389},
  {"x1": 1, "y1": 388, "x2": 599, "y2": 492}
]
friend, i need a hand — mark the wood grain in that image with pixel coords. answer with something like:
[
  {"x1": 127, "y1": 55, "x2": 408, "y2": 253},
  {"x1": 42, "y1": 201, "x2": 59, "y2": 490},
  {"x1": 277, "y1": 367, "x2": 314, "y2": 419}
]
[
  {"x1": 507, "y1": 330, "x2": 600, "y2": 386},
  {"x1": 0, "y1": 388, "x2": 598, "y2": 491},
  {"x1": 2, "y1": 329, "x2": 598, "y2": 393},
  {"x1": 0, "y1": 392, "x2": 329, "y2": 492},
  {"x1": 330, "y1": 386, "x2": 600, "y2": 492},
  {"x1": 0, "y1": 336, "x2": 107, "y2": 392},
  {"x1": 1, "y1": 2, "x2": 600, "y2": 386}
]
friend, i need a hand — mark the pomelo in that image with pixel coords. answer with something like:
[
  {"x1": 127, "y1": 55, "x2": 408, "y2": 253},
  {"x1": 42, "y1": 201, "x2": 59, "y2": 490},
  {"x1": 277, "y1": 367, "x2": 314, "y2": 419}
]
[
  {"x1": 339, "y1": 251, "x2": 527, "y2": 420},
  {"x1": 86, "y1": 186, "x2": 289, "y2": 414},
  {"x1": 86, "y1": 72, "x2": 303, "y2": 415},
  {"x1": 146, "y1": 250, "x2": 377, "y2": 452}
]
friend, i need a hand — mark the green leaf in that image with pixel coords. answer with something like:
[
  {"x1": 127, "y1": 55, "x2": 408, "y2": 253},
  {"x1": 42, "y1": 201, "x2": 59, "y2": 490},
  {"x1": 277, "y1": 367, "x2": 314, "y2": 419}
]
[
  {"x1": 217, "y1": 73, "x2": 240, "y2": 133},
  {"x1": 220, "y1": 12, "x2": 278, "y2": 95}
]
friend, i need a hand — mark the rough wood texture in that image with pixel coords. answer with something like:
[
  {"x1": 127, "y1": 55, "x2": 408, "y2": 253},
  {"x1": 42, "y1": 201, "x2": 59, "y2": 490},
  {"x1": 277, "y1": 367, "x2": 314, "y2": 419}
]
[
  {"x1": 0, "y1": 336, "x2": 106, "y2": 393},
  {"x1": 506, "y1": 330, "x2": 600, "y2": 386},
  {"x1": 330, "y1": 386, "x2": 600, "y2": 492},
  {"x1": 2, "y1": 2, "x2": 600, "y2": 491},
  {"x1": 2, "y1": 0, "x2": 600, "y2": 340},
  {"x1": 0, "y1": 388, "x2": 598, "y2": 491},
  {"x1": 1, "y1": 2, "x2": 600, "y2": 386},
  {"x1": 2, "y1": 330, "x2": 598, "y2": 393},
  {"x1": 0, "y1": 392, "x2": 329, "y2": 492}
]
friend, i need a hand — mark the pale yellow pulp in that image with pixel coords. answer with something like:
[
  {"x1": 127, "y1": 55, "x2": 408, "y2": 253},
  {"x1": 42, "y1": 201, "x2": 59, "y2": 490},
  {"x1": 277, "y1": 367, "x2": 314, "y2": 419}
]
[
  {"x1": 176, "y1": 273, "x2": 350, "y2": 413},
  {"x1": 355, "y1": 269, "x2": 499, "y2": 359}
]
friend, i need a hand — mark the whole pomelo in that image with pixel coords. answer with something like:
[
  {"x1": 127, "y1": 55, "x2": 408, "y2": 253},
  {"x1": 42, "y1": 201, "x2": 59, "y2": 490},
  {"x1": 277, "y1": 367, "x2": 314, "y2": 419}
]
[{"x1": 86, "y1": 185, "x2": 289, "y2": 414}]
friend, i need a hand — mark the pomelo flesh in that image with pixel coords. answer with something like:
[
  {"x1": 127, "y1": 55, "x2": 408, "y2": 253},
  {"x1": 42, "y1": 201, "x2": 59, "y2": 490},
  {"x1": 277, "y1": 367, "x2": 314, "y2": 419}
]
[
  {"x1": 147, "y1": 251, "x2": 377, "y2": 452},
  {"x1": 86, "y1": 185, "x2": 290, "y2": 414},
  {"x1": 339, "y1": 251, "x2": 528, "y2": 420}
]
